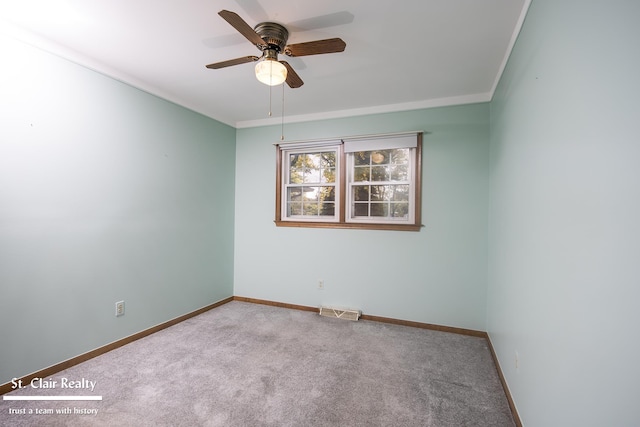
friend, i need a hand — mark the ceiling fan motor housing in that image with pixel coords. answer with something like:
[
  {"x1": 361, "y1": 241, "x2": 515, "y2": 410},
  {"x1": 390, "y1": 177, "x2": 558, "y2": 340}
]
[
  {"x1": 254, "y1": 22, "x2": 289, "y2": 52},
  {"x1": 208, "y1": 10, "x2": 345, "y2": 88}
]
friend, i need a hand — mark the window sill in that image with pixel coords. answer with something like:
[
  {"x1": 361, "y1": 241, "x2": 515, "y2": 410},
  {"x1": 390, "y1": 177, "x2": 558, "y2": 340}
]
[{"x1": 274, "y1": 220, "x2": 422, "y2": 232}]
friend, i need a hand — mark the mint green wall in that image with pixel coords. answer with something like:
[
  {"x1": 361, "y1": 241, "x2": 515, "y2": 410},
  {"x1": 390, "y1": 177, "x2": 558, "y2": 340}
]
[
  {"x1": 0, "y1": 34, "x2": 235, "y2": 384},
  {"x1": 488, "y1": 1, "x2": 640, "y2": 426},
  {"x1": 234, "y1": 104, "x2": 490, "y2": 330},
  {"x1": 11, "y1": 2, "x2": 638, "y2": 422}
]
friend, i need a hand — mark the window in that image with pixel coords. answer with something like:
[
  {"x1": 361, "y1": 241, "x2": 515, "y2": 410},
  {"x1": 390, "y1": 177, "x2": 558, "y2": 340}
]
[
  {"x1": 275, "y1": 132, "x2": 422, "y2": 231},
  {"x1": 284, "y1": 149, "x2": 338, "y2": 220}
]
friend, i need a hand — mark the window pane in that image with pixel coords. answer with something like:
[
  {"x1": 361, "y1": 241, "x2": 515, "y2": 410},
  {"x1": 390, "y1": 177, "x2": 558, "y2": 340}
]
[
  {"x1": 288, "y1": 187, "x2": 302, "y2": 201},
  {"x1": 321, "y1": 152, "x2": 336, "y2": 168},
  {"x1": 390, "y1": 148, "x2": 409, "y2": 164},
  {"x1": 288, "y1": 202, "x2": 302, "y2": 216},
  {"x1": 303, "y1": 202, "x2": 319, "y2": 216},
  {"x1": 371, "y1": 150, "x2": 389, "y2": 165},
  {"x1": 290, "y1": 171, "x2": 303, "y2": 184},
  {"x1": 391, "y1": 203, "x2": 409, "y2": 218},
  {"x1": 354, "y1": 152, "x2": 369, "y2": 166},
  {"x1": 353, "y1": 202, "x2": 368, "y2": 216},
  {"x1": 371, "y1": 166, "x2": 389, "y2": 181},
  {"x1": 320, "y1": 202, "x2": 335, "y2": 216},
  {"x1": 392, "y1": 185, "x2": 410, "y2": 201},
  {"x1": 353, "y1": 185, "x2": 369, "y2": 201},
  {"x1": 321, "y1": 167, "x2": 335, "y2": 184},
  {"x1": 390, "y1": 165, "x2": 408, "y2": 181},
  {"x1": 354, "y1": 166, "x2": 370, "y2": 182},
  {"x1": 370, "y1": 203, "x2": 389, "y2": 217},
  {"x1": 306, "y1": 153, "x2": 320, "y2": 167},
  {"x1": 319, "y1": 186, "x2": 335, "y2": 202},
  {"x1": 371, "y1": 185, "x2": 391, "y2": 201},
  {"x1": 302, "y1": 186, "x2": 319, "y2": 201},
  {"x1": 289, "y1": 153, "x2": 300, "y2": 168},
  {"x1": 303, "y1": 167, "x2": 320, "y2": 183}
]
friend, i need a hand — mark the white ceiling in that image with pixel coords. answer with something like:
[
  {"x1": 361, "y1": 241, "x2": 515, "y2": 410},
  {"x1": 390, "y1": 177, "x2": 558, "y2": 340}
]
[{"x1": 0, "y1": 0, "x2": 529, "y2": 128}]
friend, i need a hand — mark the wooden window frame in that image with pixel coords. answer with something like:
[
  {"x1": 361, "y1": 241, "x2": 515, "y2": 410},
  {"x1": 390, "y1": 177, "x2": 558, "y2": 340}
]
[{"x1": 275, "y1": 133, "x2": 423, "y2": 231}]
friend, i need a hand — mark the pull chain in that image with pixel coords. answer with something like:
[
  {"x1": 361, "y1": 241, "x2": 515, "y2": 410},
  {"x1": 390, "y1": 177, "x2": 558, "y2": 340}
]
[
  {"x1": 281, "y1": 82, "x2": 285, "y2": 140},
  {"x1": 268, "y1": 61, "x2": 273, "y2": 117}
]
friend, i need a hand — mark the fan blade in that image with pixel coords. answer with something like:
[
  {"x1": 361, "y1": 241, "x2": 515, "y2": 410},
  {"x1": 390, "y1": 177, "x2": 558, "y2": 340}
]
[
  {"x1": 280, "y1": 61, "x2": 304, "y2": 88},
  {"x1": 218, "y1": 10, "x2": 265, "y2": 47},
  {"x1": 284, "y1": 38, "x2": 346, "y2": 57},
  {"x1": 206, "y1": 56, "x2": 259, "y2": 69}
]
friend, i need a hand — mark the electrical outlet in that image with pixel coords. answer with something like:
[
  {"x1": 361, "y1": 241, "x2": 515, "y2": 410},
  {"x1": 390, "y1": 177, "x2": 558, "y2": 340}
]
[
  {"x1": 115, "y1": 301, "x2": 125, "y2": 317},
  {"x1": 318, "y1": 279, "x2": 324, "y2": 290},
  {"x1": 515, "y1": 351, "x2": 519, "y2": 371}
]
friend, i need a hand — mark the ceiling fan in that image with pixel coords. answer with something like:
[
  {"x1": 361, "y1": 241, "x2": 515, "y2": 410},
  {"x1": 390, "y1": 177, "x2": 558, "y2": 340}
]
[{"x1": 206, "y1": 10, "x2": 346, "y2": 88}]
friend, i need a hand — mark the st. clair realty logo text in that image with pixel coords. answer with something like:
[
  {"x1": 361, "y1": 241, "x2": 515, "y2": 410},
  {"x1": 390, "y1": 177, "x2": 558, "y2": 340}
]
[{"x1": 11, "y1": 377, "x2": 97, "y2": 392}]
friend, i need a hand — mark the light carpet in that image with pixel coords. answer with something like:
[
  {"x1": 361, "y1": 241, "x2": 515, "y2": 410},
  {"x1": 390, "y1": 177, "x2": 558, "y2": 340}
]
[{"x1": 0, "y1": 301, "x2": 515, "y2": 426}]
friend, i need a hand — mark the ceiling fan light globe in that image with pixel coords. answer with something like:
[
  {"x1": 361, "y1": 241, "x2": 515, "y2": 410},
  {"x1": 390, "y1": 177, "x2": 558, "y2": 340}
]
[{"x1": 255, "y1": 59, "x2": 287, "y2": 86}]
